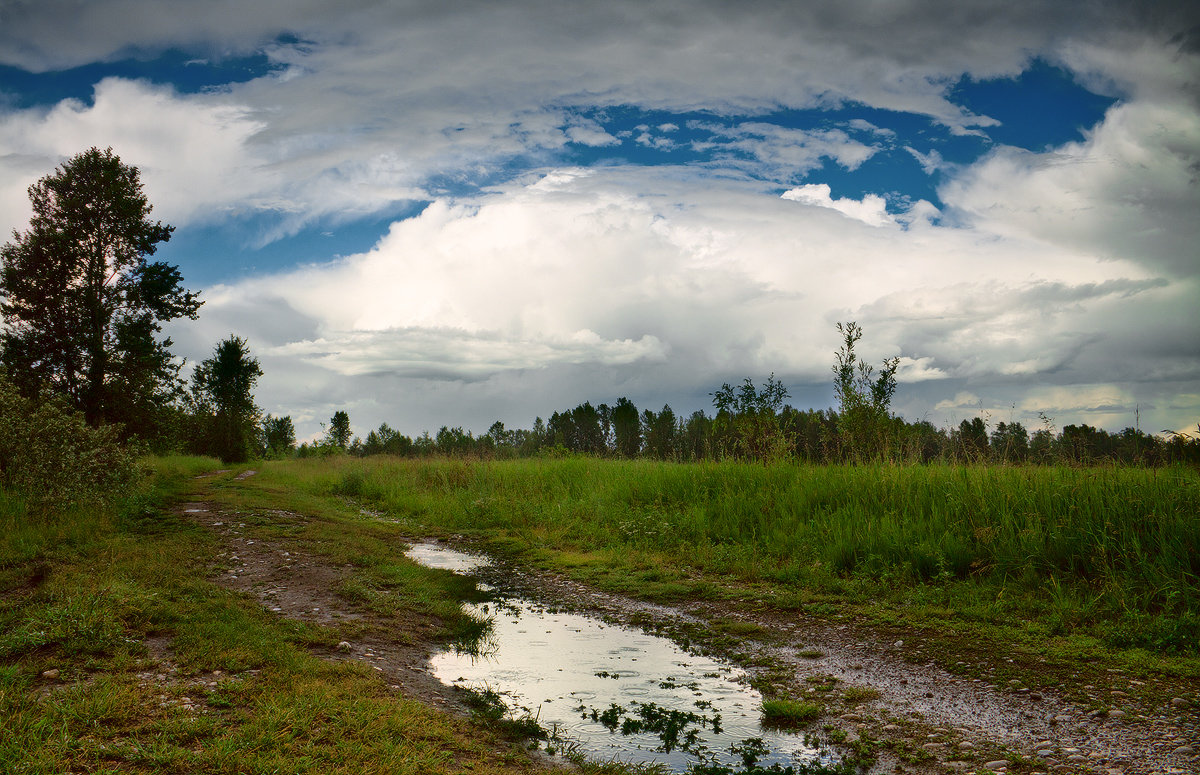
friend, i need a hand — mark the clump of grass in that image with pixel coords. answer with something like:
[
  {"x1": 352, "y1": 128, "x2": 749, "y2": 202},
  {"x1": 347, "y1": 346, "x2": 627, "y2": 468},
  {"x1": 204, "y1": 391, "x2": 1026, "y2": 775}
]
[
  {"x1": 761, "y1": 698, "x2": 821, "y2": 726},
  {"x1": 798, "y1": 648, "x2": 824, "y2": 659}
]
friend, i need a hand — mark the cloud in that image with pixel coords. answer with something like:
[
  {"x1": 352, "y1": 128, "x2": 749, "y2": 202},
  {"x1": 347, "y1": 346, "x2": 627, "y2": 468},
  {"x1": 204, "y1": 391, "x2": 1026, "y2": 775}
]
[
  {"x1": 2, "y1": 1, "x2": 1196, "y2": 439},
  {"x1": 0, "y1": 78, "x2": 269, "y2": 234},
  {"x1": 9, "y1": 1, "x2": 1166, "y2": 130},
  {"x1": 169, "y1": 165, "x2": 1195, "y2": 438},
  {"x1": 564, "y1": 115, "x2": 620, "y2": 147},
  {"x1": 692, "y1": 122, "x2": 878, "y2": 180},
  {"x1": 848, "y1": 118, "x2": 896, "y2": 138},
  {"x1": 2, "y1": 2, "x2": 1194, "y2": 242},
  {"x1": 940, "y1": 99, "x2": 1200, "y2": 278},
  {"x1": 780, "y1": 183, "x2": 895, "y2": 227},
  {"x1": 905, "y1": 146, "x2": 945, "y2": 175},
  {"x1": 267, "y1": 328, "x2": 667, "y2": 380}
]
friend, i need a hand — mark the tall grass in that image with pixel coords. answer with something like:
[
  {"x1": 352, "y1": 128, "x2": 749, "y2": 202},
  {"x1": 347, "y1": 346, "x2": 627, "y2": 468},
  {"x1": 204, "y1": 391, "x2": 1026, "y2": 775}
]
[{"x1": 268, "y1": 456, "x2": 1200, "y2": 653}]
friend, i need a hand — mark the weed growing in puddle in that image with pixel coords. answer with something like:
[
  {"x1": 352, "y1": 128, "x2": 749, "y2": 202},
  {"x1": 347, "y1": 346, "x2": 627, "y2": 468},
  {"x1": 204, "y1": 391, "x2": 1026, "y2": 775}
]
[
  {"x1": 460, "y1": 685, "x2": 547, "y2": 741},
  {"x1": 582, "y1": 700, "x2": 722, "y2": 755}
]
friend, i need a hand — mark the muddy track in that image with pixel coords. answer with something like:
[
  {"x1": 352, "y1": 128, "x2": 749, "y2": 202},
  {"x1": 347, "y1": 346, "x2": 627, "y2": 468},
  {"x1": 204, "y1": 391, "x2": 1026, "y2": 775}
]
[
  {"x1": 178, "y1": 498, "x2": 464, "y2": 714},
  {"x1": 178, "y1": 491, "x2": 1198, "y2": 775},
  {"x1": 527, "y1": 573, "x2": 1199, "y2": 774}
]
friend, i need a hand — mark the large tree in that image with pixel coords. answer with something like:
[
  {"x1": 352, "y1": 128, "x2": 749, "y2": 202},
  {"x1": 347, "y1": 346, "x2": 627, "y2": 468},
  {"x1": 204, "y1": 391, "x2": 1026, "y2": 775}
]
[
  {"x1": 191, "y1": 336, "x2": 262, "y2": 463},
  {"x1": 0, "y1": 147, "x2": 201, "y2": 430}
]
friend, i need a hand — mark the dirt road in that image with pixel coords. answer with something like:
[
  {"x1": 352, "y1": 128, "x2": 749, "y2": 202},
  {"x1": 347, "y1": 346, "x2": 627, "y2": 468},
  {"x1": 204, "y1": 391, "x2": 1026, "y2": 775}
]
[{"x1": 179, "y1": 493, "x2": 1198, "y2": 775}]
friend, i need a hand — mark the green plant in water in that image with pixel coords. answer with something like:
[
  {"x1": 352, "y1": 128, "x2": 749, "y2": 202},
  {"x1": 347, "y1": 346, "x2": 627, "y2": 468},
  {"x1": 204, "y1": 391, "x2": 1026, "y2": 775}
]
[{"x1": 761, "y1": 699, "x2": 821, "y2": 727}]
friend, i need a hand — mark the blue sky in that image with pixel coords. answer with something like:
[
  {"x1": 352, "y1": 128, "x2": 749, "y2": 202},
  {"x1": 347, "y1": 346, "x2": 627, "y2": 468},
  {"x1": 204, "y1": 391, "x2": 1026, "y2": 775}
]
[{"x1": 0, "y1": 1, "x2": 1196, "y2": 441}]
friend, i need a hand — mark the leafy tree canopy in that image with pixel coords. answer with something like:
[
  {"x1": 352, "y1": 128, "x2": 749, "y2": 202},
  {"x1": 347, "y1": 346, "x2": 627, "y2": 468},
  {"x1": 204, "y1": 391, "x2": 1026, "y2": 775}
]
[
  {"x1": 0, "y1": 147, "x2": 200, "y2": 433},
  {"x1": 191, "y1": 336, "x2": 262, "y2": 463},
  {"x1": 326, "y1": 410, "x2": 351, "y2": 449}
]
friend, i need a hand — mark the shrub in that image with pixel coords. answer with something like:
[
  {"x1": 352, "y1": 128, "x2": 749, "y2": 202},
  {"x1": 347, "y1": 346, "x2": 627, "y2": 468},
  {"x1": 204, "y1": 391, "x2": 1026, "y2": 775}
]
[{"x1": 0, "y1": 375, "x2": 142, "y2": 512}]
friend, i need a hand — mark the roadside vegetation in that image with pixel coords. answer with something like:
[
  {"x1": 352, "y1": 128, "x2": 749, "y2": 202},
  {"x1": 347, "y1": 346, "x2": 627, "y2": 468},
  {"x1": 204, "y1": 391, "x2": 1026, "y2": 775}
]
[
  {"x1": 0, "y1": 452, "x2": 583, "y2": 773},
  {"x1": 277, "y1": 456, "x2": 1200, "y2": 660}
]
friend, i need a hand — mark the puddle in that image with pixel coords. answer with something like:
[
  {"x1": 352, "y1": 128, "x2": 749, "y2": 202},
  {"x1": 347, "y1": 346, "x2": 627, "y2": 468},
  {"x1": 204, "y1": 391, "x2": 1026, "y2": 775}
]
[{"x1": 406, "y1": 543, "x2": 827, "y2": 772}]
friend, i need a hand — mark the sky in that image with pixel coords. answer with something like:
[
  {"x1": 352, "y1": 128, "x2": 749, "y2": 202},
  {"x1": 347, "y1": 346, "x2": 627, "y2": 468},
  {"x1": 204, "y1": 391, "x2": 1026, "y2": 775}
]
[{"x1": 0, "y1": 0, "x2": 1197, "y2": 442}]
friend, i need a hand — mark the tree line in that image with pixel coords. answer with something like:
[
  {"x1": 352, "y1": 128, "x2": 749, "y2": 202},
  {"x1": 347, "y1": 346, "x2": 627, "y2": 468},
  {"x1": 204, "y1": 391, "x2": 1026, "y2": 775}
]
[
  {"x1": 298, "y1": 391, "x2": 1199, "y2": 468},
  {"x1": 2, "y1": 148, "x2": 1196, "y2": 474},
  {"x1": 294, "y1": 321, "x2": 1199, "y2": 466}
]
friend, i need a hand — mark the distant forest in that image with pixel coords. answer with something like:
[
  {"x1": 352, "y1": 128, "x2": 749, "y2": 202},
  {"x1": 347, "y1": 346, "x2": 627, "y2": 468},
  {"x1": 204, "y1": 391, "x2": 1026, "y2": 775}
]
[
  {"x1": 282, "y1": 329, "x2": 1198, "y2": 467},
  {"x1": 297, "y1": 392, "x2": 1200, "y2": 467},
  {"x1": 281, "y1": 322, "x2": 1200, "y2": 467}
]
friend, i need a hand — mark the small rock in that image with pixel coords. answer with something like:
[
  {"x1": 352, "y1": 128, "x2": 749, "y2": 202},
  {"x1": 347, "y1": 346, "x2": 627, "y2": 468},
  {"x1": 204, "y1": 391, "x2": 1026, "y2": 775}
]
[
  {"x1": 1067, "y1": 754, "x2": 1089, "y2": 763},
  {"x1": 41, "y1": 669, "x2": 60, "y2": 680},
  {"x1": 1107, "y1": 709, "x2": 1125, "y2": 719},
  {"x1": 337, "y1": 641, "x2": 352, "y2": 653},
  {"x1": 1170, "y1": 697, "x2": 1189, "y2": 708},
  {"x1": 984, "y1": 761, "x2": 1009, "y2": 771},
  {"x1": 1173, "y1": 745, "x2": 1195, "y2": 755},
  {"x1": 894, "y1": 640, "x2": 904, "y2": 647}
]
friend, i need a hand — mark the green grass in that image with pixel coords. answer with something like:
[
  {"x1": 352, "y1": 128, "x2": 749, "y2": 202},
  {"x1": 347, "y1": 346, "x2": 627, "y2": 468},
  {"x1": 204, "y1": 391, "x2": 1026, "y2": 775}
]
[
  {"x1": 263, "y1": 455, "x2": 1200, "y2": 657},
  {"x1": 6, "y1": 453, "x2": 1195, "y2": 772},
  {"x1": 760, "y1": 698, "x2": 821, "y2": 726},
  {"x1": 0, "y1": 458, "x2": 555, "y2": 774}
]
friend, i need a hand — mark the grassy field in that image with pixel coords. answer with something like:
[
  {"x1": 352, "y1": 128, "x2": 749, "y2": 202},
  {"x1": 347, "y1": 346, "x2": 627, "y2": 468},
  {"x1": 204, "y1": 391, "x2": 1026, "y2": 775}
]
[
  {"x1": 3, "y1": 453, "x2": 1197, "y2": 773},
  {"x1": 269, "y1": 455, "x2": 1200, "y2": 663},
  {"x1": 0, "y1": 456, "x2": 612, "y2": 775}
]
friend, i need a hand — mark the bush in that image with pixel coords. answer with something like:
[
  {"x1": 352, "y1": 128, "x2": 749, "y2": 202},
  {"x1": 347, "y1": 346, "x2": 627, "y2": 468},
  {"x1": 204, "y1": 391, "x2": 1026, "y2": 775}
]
[{"x1": 0, "y1": 376, "x2": 142, "y2": 512}]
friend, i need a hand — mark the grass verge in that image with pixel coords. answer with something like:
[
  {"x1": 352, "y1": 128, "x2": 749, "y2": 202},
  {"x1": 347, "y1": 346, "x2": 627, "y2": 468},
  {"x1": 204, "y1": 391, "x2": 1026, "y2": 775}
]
[
  {"x1": 0, "y1": 457, "x2": 556, "y2": 774},
  {"x1": 262, "y1": 455, "x2": 1200, "y2": 699}
]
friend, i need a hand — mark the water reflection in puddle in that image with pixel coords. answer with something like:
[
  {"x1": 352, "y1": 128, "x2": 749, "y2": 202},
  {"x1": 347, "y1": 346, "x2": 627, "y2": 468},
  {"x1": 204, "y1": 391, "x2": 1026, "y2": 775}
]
[{"x1": 406, "y1": 542, "x2": 824, "y2": 772}]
